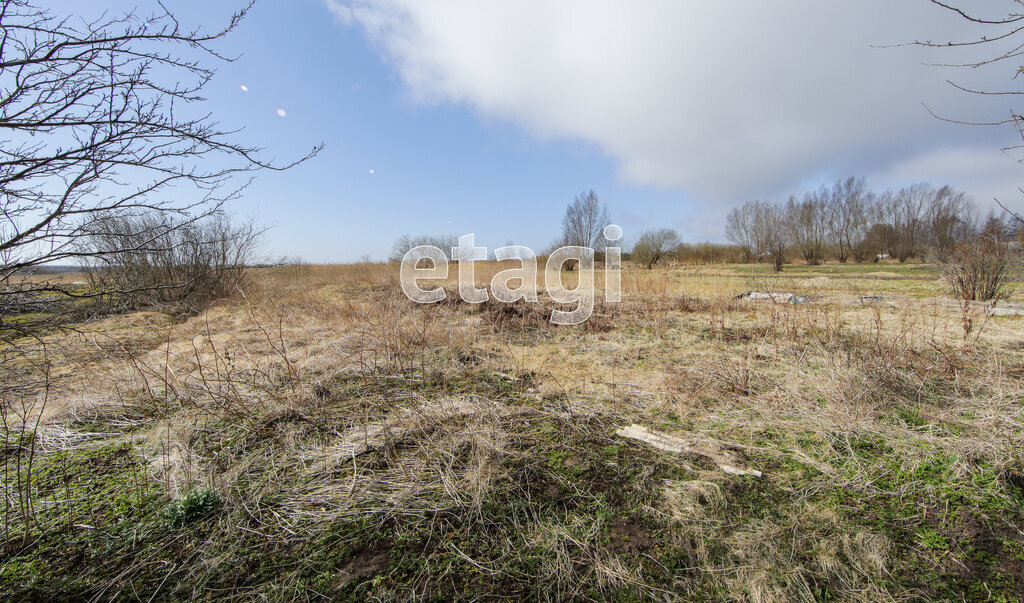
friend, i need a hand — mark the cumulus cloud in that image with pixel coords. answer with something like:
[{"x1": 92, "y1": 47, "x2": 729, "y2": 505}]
[{"x1": 325, "y1": 0, "x2": 1023, "y2": 210}]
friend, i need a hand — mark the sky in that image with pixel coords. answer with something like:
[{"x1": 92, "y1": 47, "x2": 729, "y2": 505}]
[{"x1": 47, "y1": 0, "x2": 1024, "y2": 262}]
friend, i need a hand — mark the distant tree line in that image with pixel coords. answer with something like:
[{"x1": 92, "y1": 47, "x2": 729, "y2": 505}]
[
  {"x1": 390, "y1": 234, "x2": 460, "y2": 262},
  {"x1": 724, "y1": 177, "x2": 1019, "y2": 271},
  {"x1": 389, "y1": 184, "x2": 1020, "y2": 276}
]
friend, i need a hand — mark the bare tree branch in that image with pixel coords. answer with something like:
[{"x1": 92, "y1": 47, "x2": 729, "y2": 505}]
[{"x1": 0, "y1": 0, "x2": 321, "y2": 362}]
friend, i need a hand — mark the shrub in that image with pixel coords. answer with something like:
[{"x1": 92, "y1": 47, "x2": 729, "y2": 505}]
[
  {"x1": 163, "y1": 488, "x2": 221, "y2": 528},
  {"x1": 631, "y1": 228, "x2": 680, "y2": 269},
  {"x1": 941, "y1": 234, "x2": 1018, "y2": 303},
  {"x1": 81, "y1": 211, "x2": 263, "y2": 313}
]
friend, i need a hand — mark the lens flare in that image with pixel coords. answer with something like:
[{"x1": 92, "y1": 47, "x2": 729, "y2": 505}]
[
  {"x1": 239, "y1": 85, "x2": 248, "y2": 92},
  {"x1": 276, "y1": 108, "x2": 287, "y2": 117}
]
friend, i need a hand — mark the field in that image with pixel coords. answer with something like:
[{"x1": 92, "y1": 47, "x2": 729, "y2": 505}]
[{"x1": 3, "y1": 261, "x2": 1024, "y2": 601}]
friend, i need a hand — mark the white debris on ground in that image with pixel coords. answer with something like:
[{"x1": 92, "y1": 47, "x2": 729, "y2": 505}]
[
  {"x1": 735, "y1": 291, "x2": 807, "y2": 304},
  {"x1": 732, "y1": 291, "x2": 1024, "y2": 316},
  {"x1": 924, "y1": 298, "x2": 1024, "y2": 317},
  {"x1": 839, "y1": 295, "x2": 900, "y2": 308},
  {"x1": 35, "y1": 425, "x2": 114, "y2": 452},
  {"x1": 615, "y1": 424, "x2": 763, "y2": 477},
  {"x1": 989, "y1": 302, "x2": 1024, "y2": 317}
]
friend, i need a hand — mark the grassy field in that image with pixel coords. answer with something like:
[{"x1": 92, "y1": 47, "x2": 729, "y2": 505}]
[{"x1": 2, "y1": 261, "x2": 1023, "y2": 600}]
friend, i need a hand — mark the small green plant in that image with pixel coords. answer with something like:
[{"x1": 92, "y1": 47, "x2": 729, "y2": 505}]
[
  {"x1": 897, "y1": 407, "x2": 925, "y2": 428},
  {"x1": 918, "y1": 529, "x2": 949, "y2": 551},
  {"x1": 601, "y1": 445, "x2": 623, "y2": 457},
  {"x1": 1003, "y1": 539, "x2": 1024, "y2": 562},
  {"x1": 164, "y1": 488, "x2": 220, "y2": 529}
]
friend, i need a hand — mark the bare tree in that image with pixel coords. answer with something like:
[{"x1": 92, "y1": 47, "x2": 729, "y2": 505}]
[
  {"x1": 725, "y1": 205, "x2": 756, "y2": 262},
  {"x1": 631, "y1": 228, "x2": 681, "y2": 269},
  {"x1": 875, "y1": 184, "x2": 932, "y2": 262},
  {"x1": 561, "y1": 190, "x2": 611, "y2": 250},
  {"x1": 849, "y1": 191, "x2": 878, "y2": 263},
  {"x1": 825, "y1": 176, "x2": 868, "y2": 263},
  {"x1": 786, "y1": 192, "x2": 828, "y2": 265},
  {"x1": 558, "y1": 190, "x2": 610, "y2": 270},
  {"x1": 873, "y1": 190, "x2": 900, "y2": 260},
  {"x1": 925, "y1": 186, "x2": 976, "y2": 261},
  {"x1": 0, "y1": 1, "x2": 319, "y2": 325},
  {"x1": 909, "y1": 2, "x2": 1024, "y2": 236},
  {"x1": 750, "y1": 200, "x2": 788, "y2": 272},
  {"x1": 858, "y1": 221, "x2": 891, "y2": 263}
]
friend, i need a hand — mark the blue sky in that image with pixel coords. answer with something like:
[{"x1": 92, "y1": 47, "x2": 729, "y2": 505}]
[
  {"x1": 161, "y1": 0, "x2": 693, "y2": 262},
  {"x1": 48, "y1": 1, "x2": 1024, "y2": 262}
]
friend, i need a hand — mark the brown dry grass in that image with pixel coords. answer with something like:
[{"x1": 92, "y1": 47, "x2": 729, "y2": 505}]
[{"x1": 2, "y1": 261, "x2": 1023, "y2": 600}]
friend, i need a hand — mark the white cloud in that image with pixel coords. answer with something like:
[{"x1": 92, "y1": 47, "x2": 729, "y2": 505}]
[
  {"x1": 325, "y1": 0, "x2": 1023, "y2": 211},
  {"x1": 875, "y1": 145, "x2": 1024, "y2": 212}
]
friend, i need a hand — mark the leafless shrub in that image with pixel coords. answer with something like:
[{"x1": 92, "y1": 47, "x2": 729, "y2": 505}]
[
  {"x1": 631, "y1": 228, "x2": 680, "y2": 269},
  {"x1": 275, "y1": 259, "x2": 313, "y2": 284},
  {"x1": 668, "y1": 348, "x2": 771, "y2": 400},
  {"x1": 942, "y1": 234, "x2": 1018, "y2": 303},
  {"x1": 481, "y1": 298, "x2": 552, "y2": 333},
  {"x1": 348, "y1": 288, "x2": 445, "y2": 375},
  {"x1": 80, "y1": 212, "x2": 263, "y2": 313}
]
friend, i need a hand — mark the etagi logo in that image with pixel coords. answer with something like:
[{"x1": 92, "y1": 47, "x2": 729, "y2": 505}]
[{"x1": 400, "y1": 225, "x2": 623, "y2": 325}]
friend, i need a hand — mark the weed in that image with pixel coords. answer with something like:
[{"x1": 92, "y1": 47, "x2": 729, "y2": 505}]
[
  {"x1": 163, "y1": 488, "x2": 220, "y2": 529},
  {"x1": 918, "y1": 529, "x2": 949, "y2": 551}
]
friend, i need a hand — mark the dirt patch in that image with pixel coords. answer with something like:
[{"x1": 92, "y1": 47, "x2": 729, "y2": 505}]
[
  {"x1": 947, "y1": 509, "x2": 1024, "y2": 588},
  {"x1": 1001, "y1": 469, "x2": 1024, "y2": 498},
  {"x1": 332, "y1": 547, "x2": 389, "y2": 591},
  {"x1": 607, "y1": 516, "x2": 654, "y2": 555}
]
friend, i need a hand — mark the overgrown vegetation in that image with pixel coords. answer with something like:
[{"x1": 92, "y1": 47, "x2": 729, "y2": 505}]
[
  {"x1": 943, "y1": 230, "x2": 1019, "y2": 303},
  {"x1": 2, "y1": 2, "x2": 1024, "y2": 600},
  {"x1": 81, "y1": 211, "x2": 263, "y2": 313},
  {"x1": 2, "y1": 262, "x2": 1022, "y2": 600},
  {"x1": 0, "y1": 0, "x2": 316, "y2": 391}
]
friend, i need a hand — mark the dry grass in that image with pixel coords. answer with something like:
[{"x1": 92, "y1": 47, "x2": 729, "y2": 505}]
[{"x1": 2, "y1": 261, "x2": 1023, "y2": 600}]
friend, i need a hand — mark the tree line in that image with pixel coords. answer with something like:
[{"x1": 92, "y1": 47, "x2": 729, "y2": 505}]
[
  {"x1": 725, "y1": 177, "x2": 1018, "y2": 271},
  {"x1": 390, "y1": 185, "x2": 1021, "y2": 275}
]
